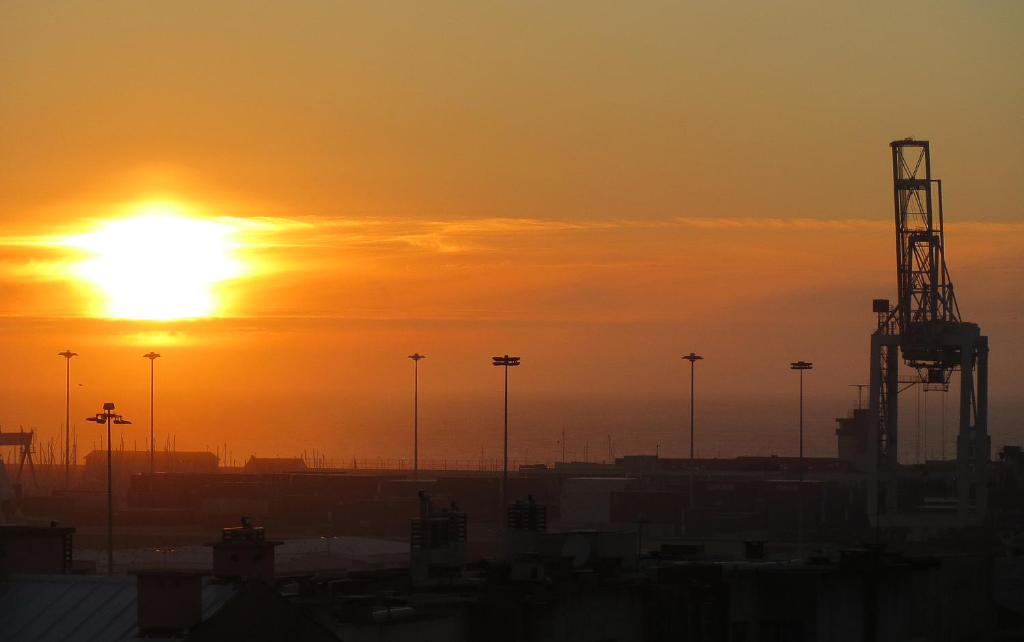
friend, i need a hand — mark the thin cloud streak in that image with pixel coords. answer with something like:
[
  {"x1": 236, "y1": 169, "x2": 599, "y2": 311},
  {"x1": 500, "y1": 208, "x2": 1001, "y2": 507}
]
[
  {"x1": 0, "y1": 214, "x2": 1020, "y2": 324},
  {"x1": 146, "y1": 215, "x2": 1017, "y2": 272},
  {"x1": 3, "y1": 214, "x2": 1021, "y2": 251}
]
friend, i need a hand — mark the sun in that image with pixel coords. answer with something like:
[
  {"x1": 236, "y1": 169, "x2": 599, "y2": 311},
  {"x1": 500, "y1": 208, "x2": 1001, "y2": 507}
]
[{"x1": 63, "y1": 203, "x2": 244, "y2": 320}]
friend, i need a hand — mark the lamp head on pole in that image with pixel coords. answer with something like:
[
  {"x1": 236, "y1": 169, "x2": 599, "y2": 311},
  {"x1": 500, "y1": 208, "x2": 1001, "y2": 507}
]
[
  {"x1": 682, "y1": 352, "x2": 703, "y2": 364},
  {"x1": 86, "y1": 402, "x2": 131, "y2": 424},
  {"x1": 58, "y1": 350, "x2": 78, "y2": 360},
  {"x1": 790, "y1": 361, "x2": 814, "y2": 371},
  {"x1": 492, "y1": 355, "x2": 521, "y2": 367},
  {"x1": 408, "y1": 353, "x2": 426, "y2": 362},
  {"x1": 143, "y1": 352, "x2": 161, "y2": 361}
]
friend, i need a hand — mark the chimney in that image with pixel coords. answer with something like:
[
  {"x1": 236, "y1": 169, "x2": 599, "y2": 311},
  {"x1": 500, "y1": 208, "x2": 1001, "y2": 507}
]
[
  {"x1": 410, "y1": 493, "x2": 467, "y2": 580},
  {"x1": 207, "y1": 516, "x2": 282, "y2": 582},
  {"x1": 135, "y1": 570, "x2": 205, "y2": 636},
  {"x1": 506, "y1": 495, "x2": 547, "y2": 559}
]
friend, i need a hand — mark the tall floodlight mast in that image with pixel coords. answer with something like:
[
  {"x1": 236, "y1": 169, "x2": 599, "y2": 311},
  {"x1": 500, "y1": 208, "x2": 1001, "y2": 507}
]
[
  {"x1": 143, "y1": 352, "x2": 161, "y2": 474},
  {"x1": 868, "y1": 139, "x2": 989, "y2": 527},
  {"x1": 58, "y1": 350, "x2": 78, "y2": 488},
  {"x1": 408, "y1": 353, "x2": 426, "y2": 478}
]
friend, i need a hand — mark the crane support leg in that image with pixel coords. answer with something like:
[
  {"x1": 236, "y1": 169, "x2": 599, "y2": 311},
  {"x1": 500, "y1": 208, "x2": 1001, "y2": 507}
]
[
  {"x1": 868, "y1": 332, "x2": 901, "y2": 525},
  {"x1": 956, "y1": 330, "x2": 989, "y2": 525}
]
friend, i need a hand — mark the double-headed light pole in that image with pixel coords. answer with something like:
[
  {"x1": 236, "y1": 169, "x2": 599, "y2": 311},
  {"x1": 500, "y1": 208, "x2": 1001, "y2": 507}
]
[
  {"x1": 681, "y1": 353, "x2": 703, "y2": 460},
  {"x1": 790, "y1": 360, "x2": 813, "y2": 557},
  {"x1": 58, "y1": 350, "x2": 78, "y2": 488},
  {"x1": 408, "y1": 353, "x2": 426, "y2": 478},
  {"x1": 86, "y1": 402, "x2": 131, "y2": 575},
  {"x1": 492, "y1": 354, "x2": 521, "y2": 515},
  {"x1": 143, "y1": 352, "x2": 161, "y2": 474}
]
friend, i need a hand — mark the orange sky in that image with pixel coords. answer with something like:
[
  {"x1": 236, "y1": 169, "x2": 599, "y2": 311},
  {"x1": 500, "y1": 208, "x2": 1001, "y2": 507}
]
[{"x1": 0, "y1": 2, "x2": 1021, "y2": 464}]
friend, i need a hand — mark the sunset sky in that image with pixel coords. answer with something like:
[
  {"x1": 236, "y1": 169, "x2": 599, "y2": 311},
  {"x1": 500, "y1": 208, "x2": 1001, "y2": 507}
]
[{"x1": 0, "y1": 1, "x2": 1021, "y2": 465}]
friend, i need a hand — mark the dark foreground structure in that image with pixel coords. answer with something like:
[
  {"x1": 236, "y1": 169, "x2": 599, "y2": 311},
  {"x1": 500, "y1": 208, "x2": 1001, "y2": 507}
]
[{"x1": 0, "y1": 509, "x2": 1015, "y2": 641}]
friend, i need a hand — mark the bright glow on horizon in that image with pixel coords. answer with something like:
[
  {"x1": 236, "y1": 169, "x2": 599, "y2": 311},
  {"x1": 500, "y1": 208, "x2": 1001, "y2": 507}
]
[{"x1": 63, "y1": 203, "x2": 244, "y2": 320}]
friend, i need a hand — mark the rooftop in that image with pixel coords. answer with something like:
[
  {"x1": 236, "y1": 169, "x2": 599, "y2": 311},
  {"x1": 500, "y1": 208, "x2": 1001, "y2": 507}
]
[{"x1": 0, "y1": 574, "x2": 237, "y2": 641}]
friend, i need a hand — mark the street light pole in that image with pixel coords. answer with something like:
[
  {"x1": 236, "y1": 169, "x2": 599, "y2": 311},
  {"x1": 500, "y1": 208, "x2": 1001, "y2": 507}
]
[
  {"x1": 681, "y1": 353, "x2": 703, "y2": 460},
  {"x1": 408, "y1": 353, "x2": 426, "y2": 478},
  {"x1": 143, "y1": 353, "x2": 160, "y2": 474},
  {"x1": 790, "y1": 360, "x2": 813, "y2": 558},
  {"x1": 492, "y1": 355, "x2": 521, "y2": 519},
  {"x1": 58, "y1": 350, "x2": 78, "y2": 488},
  {"x1": 86, "y1": 402, "x2": 131, "y2": 575}
]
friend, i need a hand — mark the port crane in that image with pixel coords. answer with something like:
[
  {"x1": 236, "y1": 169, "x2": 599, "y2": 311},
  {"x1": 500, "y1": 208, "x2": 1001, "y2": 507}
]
[{"x1": 867, "y1": 139, "x2": 989, "y2": 526}]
